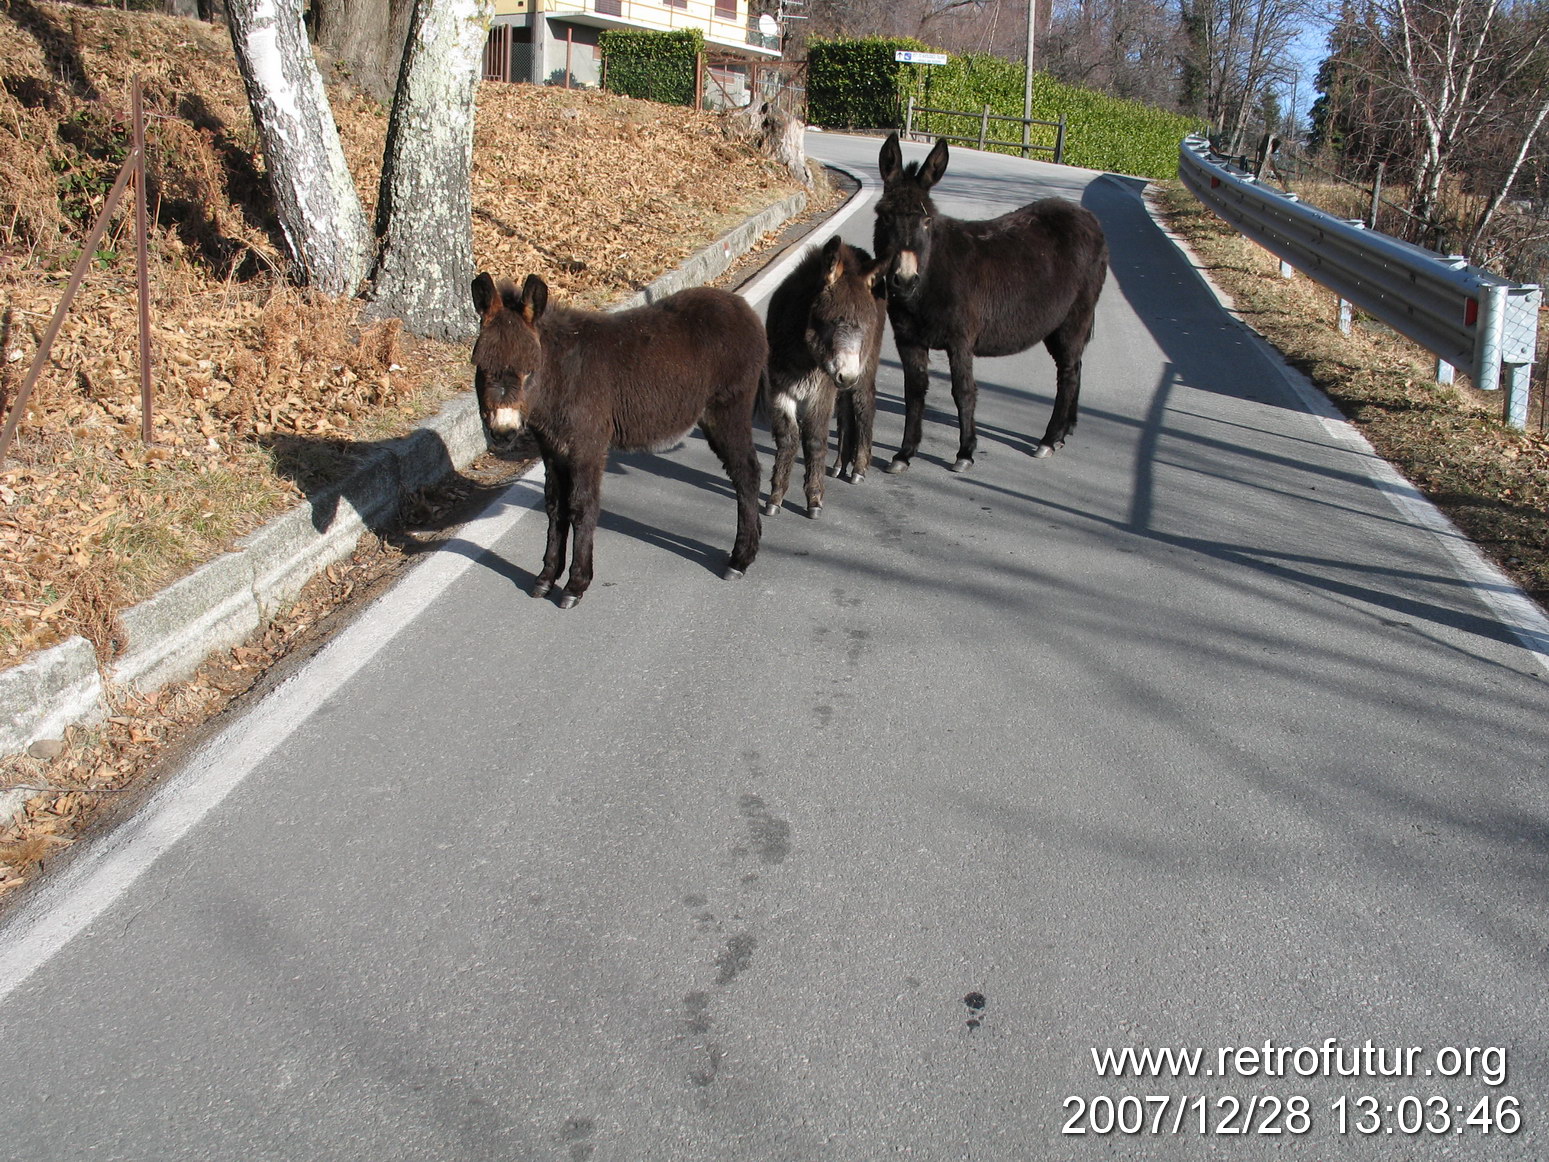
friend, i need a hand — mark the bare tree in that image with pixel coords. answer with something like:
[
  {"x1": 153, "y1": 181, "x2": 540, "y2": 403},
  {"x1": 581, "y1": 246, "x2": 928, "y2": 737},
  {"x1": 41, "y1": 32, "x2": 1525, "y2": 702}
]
[
  {"x1": 1179, "y1": 0, "x2": 1308, "y2": 151},
  {"x1": 225, "y1": 0, "x2": 373, "y2": 295},
  {"x1": 1317, "y1": 0, "x2": 1549, "y2": 254},
  {"x1": 1043, "y1": 0, "x2": 1183, "y2": 105}
]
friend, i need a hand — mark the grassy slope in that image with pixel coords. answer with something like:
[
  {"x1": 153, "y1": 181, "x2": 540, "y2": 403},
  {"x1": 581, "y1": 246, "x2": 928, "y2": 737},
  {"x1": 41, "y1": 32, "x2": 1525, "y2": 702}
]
[{"x1": 0, "y1": 3, "x2": 803, "y2": 663}]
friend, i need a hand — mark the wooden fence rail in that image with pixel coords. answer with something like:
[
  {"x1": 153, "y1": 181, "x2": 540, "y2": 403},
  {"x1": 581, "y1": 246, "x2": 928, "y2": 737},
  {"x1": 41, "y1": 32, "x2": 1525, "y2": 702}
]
[{"x1": 904, "y1": 96, "x2": 1066, "y2": 164}]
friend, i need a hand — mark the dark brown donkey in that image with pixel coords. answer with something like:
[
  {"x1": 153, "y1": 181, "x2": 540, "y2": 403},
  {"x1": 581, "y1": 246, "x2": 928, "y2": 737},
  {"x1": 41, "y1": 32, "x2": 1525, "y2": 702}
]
[
  {"x1": 471, "y1": 273, "x2": 765, "y2": 608},
  {"x1": 762, "y1": 235, "x2": 888, "y2": 518},
  {"x1": 873, "y1": 132, "x2": 1108, "y2": 473}
]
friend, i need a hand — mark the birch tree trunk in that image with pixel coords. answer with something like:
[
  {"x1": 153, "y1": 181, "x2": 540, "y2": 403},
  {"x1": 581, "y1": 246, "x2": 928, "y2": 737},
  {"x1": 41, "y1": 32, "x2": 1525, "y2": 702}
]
[
  {"x1": 367, "y1": 0, "x2": 493, "y2": 340},
  {"x1": 226, "y1": 0, "x2": 373, "y2": 296}
]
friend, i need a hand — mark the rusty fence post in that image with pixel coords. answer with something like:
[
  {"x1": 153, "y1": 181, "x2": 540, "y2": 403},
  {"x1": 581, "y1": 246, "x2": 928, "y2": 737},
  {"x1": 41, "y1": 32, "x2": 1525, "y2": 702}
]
[
  {"x1": 134, "y1": 77, "x2": 155, "y2": 445},
  {"x1": 0, "y1": 141, "x2": 140, "y2": 465},
  {"x1": 0, "y1": 77, "x2": 154, "y2": 464}
]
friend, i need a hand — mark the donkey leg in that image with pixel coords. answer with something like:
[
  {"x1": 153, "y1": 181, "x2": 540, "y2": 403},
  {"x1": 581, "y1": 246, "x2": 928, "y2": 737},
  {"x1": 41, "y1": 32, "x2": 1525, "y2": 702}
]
[
  {"x1": 557, "y1": 457, "x2": 606, "y2": 609},
  {"x1": 765, "y1": 393, "x2": 800, "y2": 516},
  {"x1": 885, "y1": 342, "x2": 930, "y2": 474},
  {"x1": 533, "y1": 455, "x2": 571, "y2": 599},
  {"x1": 835, "y1": 393, "x2": 854, "y2": 479},
  {"x1": 945, "y1": 344, "x2": 979, "y2": 472},
  {"x1": 701, "y1": 406, "x2": 762, "y2": 579},
  {"x1": 848, "y1": 371, "x2": 877, "y2": 483},
  {"x1": 800, "y1": 389, "x2": 835, "y2": 518},
  {"x1": 1038, "y1": 324, "x2": 1089, "y2": 456}
]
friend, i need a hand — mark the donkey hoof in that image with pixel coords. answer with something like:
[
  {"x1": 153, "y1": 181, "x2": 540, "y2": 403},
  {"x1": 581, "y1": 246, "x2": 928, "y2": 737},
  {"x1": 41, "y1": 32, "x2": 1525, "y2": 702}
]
[
  {"x1": 762, "y1": 500, "x2": 781, "y2": 517},
  {"x1": 849, "y1": 471, "x2": 866, "y2": 486},
  {"x1": 948, "y1": 457, "x2": 974, "y2": 473},
  {"x1": 531, "y1": 579, "x2": 553, "y2": 599},
  {"x1": 806, "y1": 504, "x2": 822, "y2": 519},
  {"x1": 1033, "y1": 441, "x2": 1060, "y2": 459},
  {"x1": 557, "y1": 592, "x2": 580, "y2": 609},
  {"x1": 884, "y1": 457, "x2": 910, "y2": 475},
  {"x1": 827, "y1": 464, "x2": 840, "y2": 477},
  {"x1": 722, "y1": 566, "x2": 745, "y2": 581}
]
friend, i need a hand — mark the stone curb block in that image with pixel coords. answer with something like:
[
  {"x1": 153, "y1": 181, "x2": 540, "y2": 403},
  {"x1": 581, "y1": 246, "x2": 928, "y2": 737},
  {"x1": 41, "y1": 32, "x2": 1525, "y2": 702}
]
[
  {"x1": 617, "y1": 190, "x2": 807, "y2": 310},
  {"x1": 0, "y1": 187, "x2": 814, "y2": 760},
  {"x1": 0, "y1": 636, "x2": 105, "y2": 761}
]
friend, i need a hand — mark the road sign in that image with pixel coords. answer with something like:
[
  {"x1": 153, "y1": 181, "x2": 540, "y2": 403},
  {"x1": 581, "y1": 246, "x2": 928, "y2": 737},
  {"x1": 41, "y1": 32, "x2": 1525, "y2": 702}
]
[{"x1": 895, "y1": 51, "x2": 949, "y2": 65}]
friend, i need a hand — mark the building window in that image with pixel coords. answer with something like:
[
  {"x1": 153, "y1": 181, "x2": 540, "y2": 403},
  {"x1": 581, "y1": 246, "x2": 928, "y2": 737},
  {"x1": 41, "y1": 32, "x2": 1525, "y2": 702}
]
[
  {"x1": 663, "y1": 0, "x2": 687, "y2": 8},
  {"x1": 714, "y1": 0, "x2": 737, "y2": 16}
]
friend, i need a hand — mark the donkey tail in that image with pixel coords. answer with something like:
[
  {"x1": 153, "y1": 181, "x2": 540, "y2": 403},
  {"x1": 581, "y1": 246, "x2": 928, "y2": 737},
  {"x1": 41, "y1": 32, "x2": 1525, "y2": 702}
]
[{"x1": 754, "y1": 363, "x2": 773, "y2": 424}]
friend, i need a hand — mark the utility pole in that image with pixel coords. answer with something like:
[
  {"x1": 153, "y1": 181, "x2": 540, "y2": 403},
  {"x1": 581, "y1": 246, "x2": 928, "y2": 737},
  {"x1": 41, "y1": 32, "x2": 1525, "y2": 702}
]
[{"x1": 1021, "y1": 0, "x2": 1036, "y2": 154}]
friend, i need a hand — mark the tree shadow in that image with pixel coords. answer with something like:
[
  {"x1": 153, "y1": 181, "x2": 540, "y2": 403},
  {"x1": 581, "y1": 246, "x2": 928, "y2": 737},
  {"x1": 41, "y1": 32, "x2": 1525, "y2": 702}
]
[
  {"x1": 7, "y1": 0, "x2": 99, "y2": 101},
  {"x1": 158, "y1": 93, "x2": 287, "y2": 279}
]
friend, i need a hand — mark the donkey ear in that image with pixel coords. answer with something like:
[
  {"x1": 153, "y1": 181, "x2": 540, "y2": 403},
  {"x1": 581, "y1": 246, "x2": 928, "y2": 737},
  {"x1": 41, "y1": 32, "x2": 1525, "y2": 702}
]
[
  {"x1": 866, "y1": 258, "x2": 889, "y2": 297},
  {"x1": 821, "y1": 234, "x2": 845, "y2": 286},
  {"x1": 472, "y1": 272, "x2": 497, "y2": 317},
  {"x1": 520, "y1": 274, "x2": 548, "y2": 323},
  {"x1": 920, "y1": 137, "x2": 949, "y2": 188},
  {"x1": 878, "y1": 131, "x2": 902, "y2": 184}
]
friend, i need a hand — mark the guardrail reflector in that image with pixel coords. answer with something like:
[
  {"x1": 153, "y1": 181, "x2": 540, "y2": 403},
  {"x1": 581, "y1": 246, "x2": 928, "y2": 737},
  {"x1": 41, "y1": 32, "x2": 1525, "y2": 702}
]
[{"x1": 1465, "y1": 298, "x2": 1479, "y2": 327}]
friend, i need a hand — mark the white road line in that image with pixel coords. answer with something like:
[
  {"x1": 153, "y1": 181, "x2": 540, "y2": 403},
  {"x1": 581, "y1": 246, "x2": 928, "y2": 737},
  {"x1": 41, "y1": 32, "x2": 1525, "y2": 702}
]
[{"x1": 0, "y1": 475, "x2": 546, "y2": 1005}]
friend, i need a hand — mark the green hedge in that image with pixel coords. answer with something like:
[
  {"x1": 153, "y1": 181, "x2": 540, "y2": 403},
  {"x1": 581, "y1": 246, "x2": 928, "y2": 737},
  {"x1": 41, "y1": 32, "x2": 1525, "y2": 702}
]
[
  {"x1": 807, "y1": 37, "x2": 926, "y2": 130},
  {"x1": 807, "y1": 42, "x2": 1203, "y2": 180},
  {"x1": 599, "y1": 29, "x2": 703, "y2": 106},
  {"x1": 908, "y1": 54, "x2": 1202, "y2": 179}
]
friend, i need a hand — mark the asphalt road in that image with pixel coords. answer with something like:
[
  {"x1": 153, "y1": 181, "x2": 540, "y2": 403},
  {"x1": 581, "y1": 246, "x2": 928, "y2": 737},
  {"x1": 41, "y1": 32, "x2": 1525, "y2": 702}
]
[{"x1": 1, "y1": 133, "x2": 1546, "y2": 1161}]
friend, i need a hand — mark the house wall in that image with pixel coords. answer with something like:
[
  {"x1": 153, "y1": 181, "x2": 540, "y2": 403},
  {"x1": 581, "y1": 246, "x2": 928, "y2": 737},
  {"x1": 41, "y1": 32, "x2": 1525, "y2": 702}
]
[{"x1": 488, "y1": 0, "x2": 778, "y2": 88}]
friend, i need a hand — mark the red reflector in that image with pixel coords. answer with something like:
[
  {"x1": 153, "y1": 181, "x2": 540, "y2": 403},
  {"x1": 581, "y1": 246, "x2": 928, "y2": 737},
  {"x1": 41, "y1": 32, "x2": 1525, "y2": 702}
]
[
  {"x1": 1464, "y1": 297, "x2": 1479, "y2": 326},
  {"x1": 1210, "y1": 177, "x2": 1220, "y2": 189}
]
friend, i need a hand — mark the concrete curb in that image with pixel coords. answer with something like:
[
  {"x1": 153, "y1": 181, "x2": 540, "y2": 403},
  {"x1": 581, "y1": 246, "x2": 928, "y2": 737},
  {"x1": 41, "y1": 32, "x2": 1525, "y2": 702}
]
[{"x1": 0, "y1": 182, "x2": 817, "y2": 773}]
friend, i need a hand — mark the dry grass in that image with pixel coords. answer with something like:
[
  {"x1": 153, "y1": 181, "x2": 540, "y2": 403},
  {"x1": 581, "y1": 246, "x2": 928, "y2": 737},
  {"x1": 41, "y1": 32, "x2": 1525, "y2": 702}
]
[
  {"x1": 0, "y1": 2, "x2": 806, "y2": 667},
  {"x1": 1154, "y1": 182, "x2": 1549, "y2": 609}
]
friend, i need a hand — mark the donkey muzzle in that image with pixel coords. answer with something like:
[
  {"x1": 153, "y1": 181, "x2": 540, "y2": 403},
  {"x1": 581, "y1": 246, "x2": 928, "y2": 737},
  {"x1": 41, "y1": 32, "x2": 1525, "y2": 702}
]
[{"x1": 889, "y1": 251, "x2": 920, "y2": 295}]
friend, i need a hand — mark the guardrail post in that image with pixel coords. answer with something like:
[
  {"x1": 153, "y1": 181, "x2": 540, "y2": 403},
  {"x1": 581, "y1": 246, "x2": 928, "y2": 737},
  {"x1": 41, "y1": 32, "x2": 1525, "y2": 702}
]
[
  {"x1": 1473, "y1": 283, "x2": 1506, "y2": 395},
  {"x1": 905, "y1": 94, "x2": 915, "y2": 142},
  {"x1": 1054, "y1": 116, "x2": 1065, "y2": 165},
  {"x1": 978, "y1": 105, "x2": 989, "y2": 150},
  {"x1": 1338, "y1": 299, "x2": 1352, "y2": 334},
  {"x1": 1501, "y1": 286, "x2": 1541, "y2": 430},
  {"x1": 1504, "y1": 363, "x2": 1531, "y2": 429}
]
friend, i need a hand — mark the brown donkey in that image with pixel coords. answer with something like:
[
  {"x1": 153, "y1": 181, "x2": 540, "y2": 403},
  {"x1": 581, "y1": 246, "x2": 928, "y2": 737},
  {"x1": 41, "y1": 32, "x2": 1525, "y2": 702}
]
[
  {"x1": 763, "y1": 235, "x2": 888, "y2": 518},
  {"x1": 471, "y1": 273, "x2": 765, "y2": 608},
  {"x1": 874, "y1": 133, "x2": 1109, "y2": 473}
]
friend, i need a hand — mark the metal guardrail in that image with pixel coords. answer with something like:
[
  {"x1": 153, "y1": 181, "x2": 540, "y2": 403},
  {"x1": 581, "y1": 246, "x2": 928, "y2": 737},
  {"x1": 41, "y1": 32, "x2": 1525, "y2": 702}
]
[{"x1": 1179, "y1": 135, "x2": 1541, "y2": 429}]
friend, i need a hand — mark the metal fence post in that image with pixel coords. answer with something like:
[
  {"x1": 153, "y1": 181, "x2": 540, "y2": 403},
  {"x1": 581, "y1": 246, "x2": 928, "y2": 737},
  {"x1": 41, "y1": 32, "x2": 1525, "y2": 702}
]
[
  {"x1": 0, "y1": 142, "x2": 139, "y2": 465},
  {"x1": 978, "y1": 105, "x2": 989, "y2": 150},
  {"x1": 905, "y1": 94, "x2": 914, "y2": 141},
  {"x1": 1054, "y1": 116, "x2": 1065, "y2": 165},
  {"x1": 133, "y1": 77, "x2": 154, "y2": 446}
]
